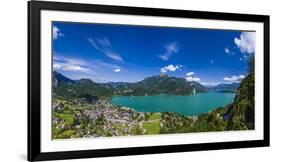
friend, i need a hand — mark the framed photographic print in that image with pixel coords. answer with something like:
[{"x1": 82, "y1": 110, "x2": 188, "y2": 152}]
[{"x1": 28, "y1": 0, "x2": 270, "y2": 161}]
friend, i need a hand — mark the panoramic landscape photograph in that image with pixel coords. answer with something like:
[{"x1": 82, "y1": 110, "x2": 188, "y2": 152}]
[{"x1": 52, "y1": 22, "x2": 255, "y2": 139}]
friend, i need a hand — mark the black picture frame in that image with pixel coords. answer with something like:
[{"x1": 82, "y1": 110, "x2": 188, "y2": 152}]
[{"x1": 28, "y1": 1, "x2": 270, "y2": 161}]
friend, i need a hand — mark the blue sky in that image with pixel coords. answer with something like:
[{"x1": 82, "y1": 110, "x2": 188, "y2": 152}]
[{"x1": 53, "y1": 22, "x2": 255, "y2": 86}]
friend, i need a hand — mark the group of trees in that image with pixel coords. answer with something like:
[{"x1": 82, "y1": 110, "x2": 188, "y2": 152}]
[
  {"x1": 226, "y1": 55, "x2": 255, "y2": 130},
  {"x1": 159, "y1": 107, "x2": 229, "y2": 134}
]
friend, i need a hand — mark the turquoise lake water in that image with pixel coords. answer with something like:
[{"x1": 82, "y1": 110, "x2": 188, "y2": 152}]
[{"x1": 111, "y1": 92, "x2": 235, "y2": 116}]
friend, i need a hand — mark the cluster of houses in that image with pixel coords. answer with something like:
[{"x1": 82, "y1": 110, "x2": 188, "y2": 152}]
[
  {"x1": 82, "y1": 100, "x2": 146, "y2": 136},
  {"x1": 52, "y1": 99, "x2": 151, "y2": 138}
]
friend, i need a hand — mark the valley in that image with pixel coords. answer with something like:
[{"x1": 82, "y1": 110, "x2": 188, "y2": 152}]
[{"x1": 52, "y1": 71, "x2": 254, "y2": 139}]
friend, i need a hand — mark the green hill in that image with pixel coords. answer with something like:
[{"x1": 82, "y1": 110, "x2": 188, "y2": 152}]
[
  {"x1": 53, "y1": 71, "x2": 75, "y2": 87},
  {"x1": 53, "y1": 71, "x2": 208, "y2": 100},
  {"x1": 53, "y1": 73, "x2": 113, "y2": 100},
  {"x1": 114, "y1": 75, "x2": 208, "y2": 96},
  {"x1": 226, "y1": 73, "x2": 255, "y2": 130}
]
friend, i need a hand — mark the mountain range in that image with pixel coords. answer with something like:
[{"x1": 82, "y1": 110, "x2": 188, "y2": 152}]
[
  {"x1": 53, "y1": 71, "x2": 209, "y2": 99},
  {"x1": 211, "y1": 83, "x2": 240, "y2": 93}
]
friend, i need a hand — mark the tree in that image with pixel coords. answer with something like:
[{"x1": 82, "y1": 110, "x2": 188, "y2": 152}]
[
  {"x1": 248, "y1": 55, "x2": 255, "y2": 73},
  {"x1": 144, "y1": 113, "x2": 151, "y2": 121},
  {"x1": 135, "y1": 125, "x2": 143, "y2": 135}
]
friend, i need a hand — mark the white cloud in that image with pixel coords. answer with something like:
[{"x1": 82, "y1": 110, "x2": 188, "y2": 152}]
[
  {"x1": 104, "y1": 51, "x2": 123, "y2": 62},
  {"x1": 53, "y1": 63, "x2": 89, "y2": 72},
  {"x1": 88, "y1": 37, "x2": 123, "y2": 62},
  {"x1": 90, "y1": 59, "x2": 122, "y2": 73},
  {"x1": 160, "y1": 68, "x2": 167, "y2": 73},
  {"x1": 239, "y1": 54, "x2": 249, "y2": 62},
  {"x1": 53, "y1": 26, "x2": 64, "y2": 40},
  {"x1": 96, "y1": 37, "x2": 111, "y2": 47},
  {"x1": 53, "y1": 26, "x2": 59, "y2": 39},
  {"x1": 53, "y1": 63, "x2": 62, "y2": 70},
  {"x1": 64, "y1": 58, "x2": 87, "y2": 66},
  {"x1": 224, "y1": 47, "x2": 235, "y2": 56},
  {"x1": 158, "y1": 42, "x2": 179, "y2": 61},
  {"x1": 114, "y1": 68, "x2": 121, "y2": 72},
  {"x1": 186, "y1": 72, "x2": 220, "y2": 86},
  {"x1": 186, "y1": 76, "x2": 201, "y2": 82},
  {"x1": 54, "y1": 55, "x2": 88, "y2": 66},
  {"x1": 186, "y1": 72, "x2": 195, "y2": 77},
  {"x1": 53, "y1": 54, "x2": 90, "y2": 72},
  {"x1": 225, "y1": 48, "x2": 230, "y2": 54},
  {"x1": 234, "y1": 32, "x2": 256, "y2": 54},
  {"x1": 200, "y1": 82, "x2": 220, "y2": 87},
  {"x1": 185, "y1": 71, "x2": 201, "y2": 82},
  {"x1": 223, "y1": 75, "x2": 245, "y2": 83},
  {"x1": 160, "y1": 64, "x2": 182, "y2": 73}
]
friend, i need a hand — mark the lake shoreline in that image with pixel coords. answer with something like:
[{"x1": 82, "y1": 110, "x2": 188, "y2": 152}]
[{"x1": 111, "y1": 92, "x2": 236, "y2": 116}]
